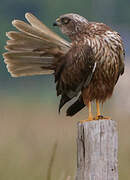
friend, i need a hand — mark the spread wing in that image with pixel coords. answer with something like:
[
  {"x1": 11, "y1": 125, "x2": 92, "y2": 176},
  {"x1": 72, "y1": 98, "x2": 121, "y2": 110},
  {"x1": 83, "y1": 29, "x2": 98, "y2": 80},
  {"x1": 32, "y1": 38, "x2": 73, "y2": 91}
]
[
  {"x1": 3, "y1": 13, "x2": 71, "y2": 77},
  {"x1": 55, "y1": 42, "x2": 96, "y2": 112}
]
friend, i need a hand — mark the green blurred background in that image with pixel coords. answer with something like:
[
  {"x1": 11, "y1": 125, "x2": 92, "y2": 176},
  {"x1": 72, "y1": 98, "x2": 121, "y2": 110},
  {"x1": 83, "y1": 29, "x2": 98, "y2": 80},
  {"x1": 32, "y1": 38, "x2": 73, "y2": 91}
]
[{"x1": 0, "y1": 0, "x2": 130, "y2": 179}]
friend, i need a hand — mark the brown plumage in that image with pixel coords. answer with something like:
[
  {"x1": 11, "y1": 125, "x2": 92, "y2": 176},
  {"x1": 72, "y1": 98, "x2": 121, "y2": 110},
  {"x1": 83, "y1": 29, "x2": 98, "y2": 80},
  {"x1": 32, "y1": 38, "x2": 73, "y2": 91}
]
[{"x1": 3, "y1": 13, "x2": 125, "y2": 118}]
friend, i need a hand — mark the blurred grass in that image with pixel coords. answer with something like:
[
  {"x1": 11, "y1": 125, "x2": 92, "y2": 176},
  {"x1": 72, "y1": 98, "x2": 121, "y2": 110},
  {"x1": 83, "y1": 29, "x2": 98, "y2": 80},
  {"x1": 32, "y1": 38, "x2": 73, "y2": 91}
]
[
  {"x1": 0, "y1": 63, "x2": 130, "y2": 180},
  {"x1": 0, "y1": 98, "x2": 76, "y2": 180},
  {"x1": 46, "y1": 142, "x2": 58, "y2": 180}
]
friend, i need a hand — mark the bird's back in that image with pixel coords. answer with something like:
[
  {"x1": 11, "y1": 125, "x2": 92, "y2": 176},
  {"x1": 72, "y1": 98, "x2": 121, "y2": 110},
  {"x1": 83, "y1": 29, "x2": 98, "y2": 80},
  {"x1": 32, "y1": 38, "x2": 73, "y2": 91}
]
[{"x1": 82, "y1": 22, "x2": 125, "y2": 103}]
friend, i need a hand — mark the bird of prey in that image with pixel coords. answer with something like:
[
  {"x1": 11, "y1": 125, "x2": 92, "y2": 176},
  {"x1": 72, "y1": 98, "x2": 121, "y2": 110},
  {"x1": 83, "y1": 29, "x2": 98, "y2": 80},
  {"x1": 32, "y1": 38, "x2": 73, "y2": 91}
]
[{"x1": 3, "y1": 13, "x2": 125, "y2": 121}]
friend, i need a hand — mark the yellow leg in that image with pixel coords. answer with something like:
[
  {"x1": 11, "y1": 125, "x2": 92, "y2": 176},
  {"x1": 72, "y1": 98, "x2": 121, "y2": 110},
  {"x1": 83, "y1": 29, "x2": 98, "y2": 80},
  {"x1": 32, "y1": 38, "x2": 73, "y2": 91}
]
[
  {"x1": 80, "y1": 101, "x2": 94, "y2": 123},
  {"x1": 96, "y1": 100, "x2": 101, "y2": 117},
  {"x1": 88, "y1": 101, "x2": 93, "y2": 121},
  {"x1": 95, "y1": 100, "x2": 110, "y2": 120}
]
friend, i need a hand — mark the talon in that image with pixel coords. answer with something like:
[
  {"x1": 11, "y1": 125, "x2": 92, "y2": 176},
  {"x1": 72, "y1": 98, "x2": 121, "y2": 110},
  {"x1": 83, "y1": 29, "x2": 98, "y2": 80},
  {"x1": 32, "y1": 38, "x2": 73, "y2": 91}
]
[
  {"x1": 94, "y1": 115, "x2": 111, "y2": 120},
  {"x1": 94, "y1": 100, "x2": 111, "y2": 120},
  {"x1": 101, "y1": 116, "x2": 111, "y2": 120}
]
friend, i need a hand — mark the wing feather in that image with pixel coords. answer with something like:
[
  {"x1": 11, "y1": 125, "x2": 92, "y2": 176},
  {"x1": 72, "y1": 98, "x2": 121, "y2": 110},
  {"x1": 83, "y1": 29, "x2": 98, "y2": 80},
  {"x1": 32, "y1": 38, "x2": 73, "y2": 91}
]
[{"x1": 55, "y1": 43, "x2": 96, "y2": 112}]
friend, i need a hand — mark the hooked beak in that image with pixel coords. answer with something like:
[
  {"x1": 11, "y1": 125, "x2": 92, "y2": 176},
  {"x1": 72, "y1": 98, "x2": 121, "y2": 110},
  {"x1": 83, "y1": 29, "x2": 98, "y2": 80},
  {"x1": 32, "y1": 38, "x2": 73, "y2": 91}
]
[
  {"x1": 53, "y1": 22, "x2": 58, "y2": 26},
  {"x1": 53, "y1": 18, "x2": 60, "y2": 26}
]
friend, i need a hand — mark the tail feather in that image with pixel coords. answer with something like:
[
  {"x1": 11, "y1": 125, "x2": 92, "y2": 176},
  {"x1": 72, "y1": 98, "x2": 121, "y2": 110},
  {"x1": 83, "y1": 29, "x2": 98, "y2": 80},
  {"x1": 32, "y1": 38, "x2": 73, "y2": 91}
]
[
  {"x1": 6, "y1": 31, "x2": 55, "y2": 48},
  {"x1": 3, "y1": 52, "x2": 54, "y2": 77},
  {"x1": 8, "y1": 66, "x2": 53, "y2": 77},
  {"x1": 12, "y1": 20, "x2": 55, "y2": 44},
  {"x1": 6, "y1": 32, "x2": 56, "y2": 51},
  {"x1": 3, "y1": 13, "x2": 70, "y2": 77},
  {"x1": 66, "y1": 96, "x2": 85, "y2": 116},
  {"x1": 4, "y1": 51, "x2": 53, "y2": 58},
  {"x1": 25, "y1": 13, "x2": 69, "y2": 48}
]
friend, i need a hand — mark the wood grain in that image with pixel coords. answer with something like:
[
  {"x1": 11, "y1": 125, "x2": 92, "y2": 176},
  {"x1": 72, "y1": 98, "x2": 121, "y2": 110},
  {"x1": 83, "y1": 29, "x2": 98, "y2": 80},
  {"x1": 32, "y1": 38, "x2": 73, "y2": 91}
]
[{"x1": 76, "y1": 120, "x2": 118, "y2": 180}]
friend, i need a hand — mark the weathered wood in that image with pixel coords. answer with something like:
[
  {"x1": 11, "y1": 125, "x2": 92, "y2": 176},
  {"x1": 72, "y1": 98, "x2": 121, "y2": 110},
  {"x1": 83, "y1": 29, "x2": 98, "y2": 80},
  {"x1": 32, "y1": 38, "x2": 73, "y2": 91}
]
[{"x1": 76, "y1": 120, "x2": 118, "y2": 180}]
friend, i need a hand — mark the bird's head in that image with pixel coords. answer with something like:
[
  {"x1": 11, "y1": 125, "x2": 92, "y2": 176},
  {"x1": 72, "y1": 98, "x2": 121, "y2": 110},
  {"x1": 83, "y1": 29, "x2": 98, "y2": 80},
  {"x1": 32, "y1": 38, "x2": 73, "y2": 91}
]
[{"x1": 53, "y1": 13, "x2": 89, "y2": 39}]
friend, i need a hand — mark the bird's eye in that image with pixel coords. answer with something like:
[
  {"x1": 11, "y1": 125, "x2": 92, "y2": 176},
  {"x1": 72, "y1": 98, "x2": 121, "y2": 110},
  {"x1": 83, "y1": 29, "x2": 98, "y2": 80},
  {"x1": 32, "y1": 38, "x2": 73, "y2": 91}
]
[{"x1": 61, "y1": 17, "x2": 70, "y2": 25}]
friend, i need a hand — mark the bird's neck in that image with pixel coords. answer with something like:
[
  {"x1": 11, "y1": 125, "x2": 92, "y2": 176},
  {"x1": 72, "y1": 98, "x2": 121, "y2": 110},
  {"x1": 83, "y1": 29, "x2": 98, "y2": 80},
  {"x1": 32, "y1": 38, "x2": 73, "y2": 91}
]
[
  {"x1": 69, "y1": 24, "x2": 89, "y2": 41},
  {"x1": 69, "y1": 32, "x2": 85, "y2": 41}
]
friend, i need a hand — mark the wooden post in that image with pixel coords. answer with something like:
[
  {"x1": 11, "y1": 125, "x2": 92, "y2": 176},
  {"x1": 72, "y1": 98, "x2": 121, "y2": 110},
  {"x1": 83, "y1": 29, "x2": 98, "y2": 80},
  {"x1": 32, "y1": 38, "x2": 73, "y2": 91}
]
[{"x1": 76, "y1": 120, "x2": 118, "y2": 180}]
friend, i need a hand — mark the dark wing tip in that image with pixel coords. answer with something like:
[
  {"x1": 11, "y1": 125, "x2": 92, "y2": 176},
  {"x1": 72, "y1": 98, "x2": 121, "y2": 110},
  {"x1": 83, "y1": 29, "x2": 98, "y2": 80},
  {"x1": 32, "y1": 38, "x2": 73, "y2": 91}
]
[
  {"x1": 66, "y1": 96, "x2": 85, "y2": 116},
  {"x1": 58, "y1": 94, "x2": 71, "y2": 114}
]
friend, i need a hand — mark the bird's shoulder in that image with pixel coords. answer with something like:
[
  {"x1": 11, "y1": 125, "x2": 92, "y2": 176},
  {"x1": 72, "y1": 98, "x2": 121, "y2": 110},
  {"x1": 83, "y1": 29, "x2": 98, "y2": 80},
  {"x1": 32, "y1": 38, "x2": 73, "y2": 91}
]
[
  {"x1": 84, "y1": 22, "x2": 125, "y2": 80},
  {"x1": 86, "y1": 22, "x2": 113, "y2": 36},
  {"x1": 82, "y1": 23, "x2": 124, "y2": 61},
  {"x1": 84, "y1": 22, "x2": 124, "y2": 47}
]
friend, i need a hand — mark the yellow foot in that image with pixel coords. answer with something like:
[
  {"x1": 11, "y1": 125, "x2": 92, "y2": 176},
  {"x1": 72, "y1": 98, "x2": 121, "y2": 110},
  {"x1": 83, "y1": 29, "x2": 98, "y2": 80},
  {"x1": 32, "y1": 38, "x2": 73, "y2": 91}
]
[{"x1": 94, "y1": 115, "x2": 111, "y2": 120}]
